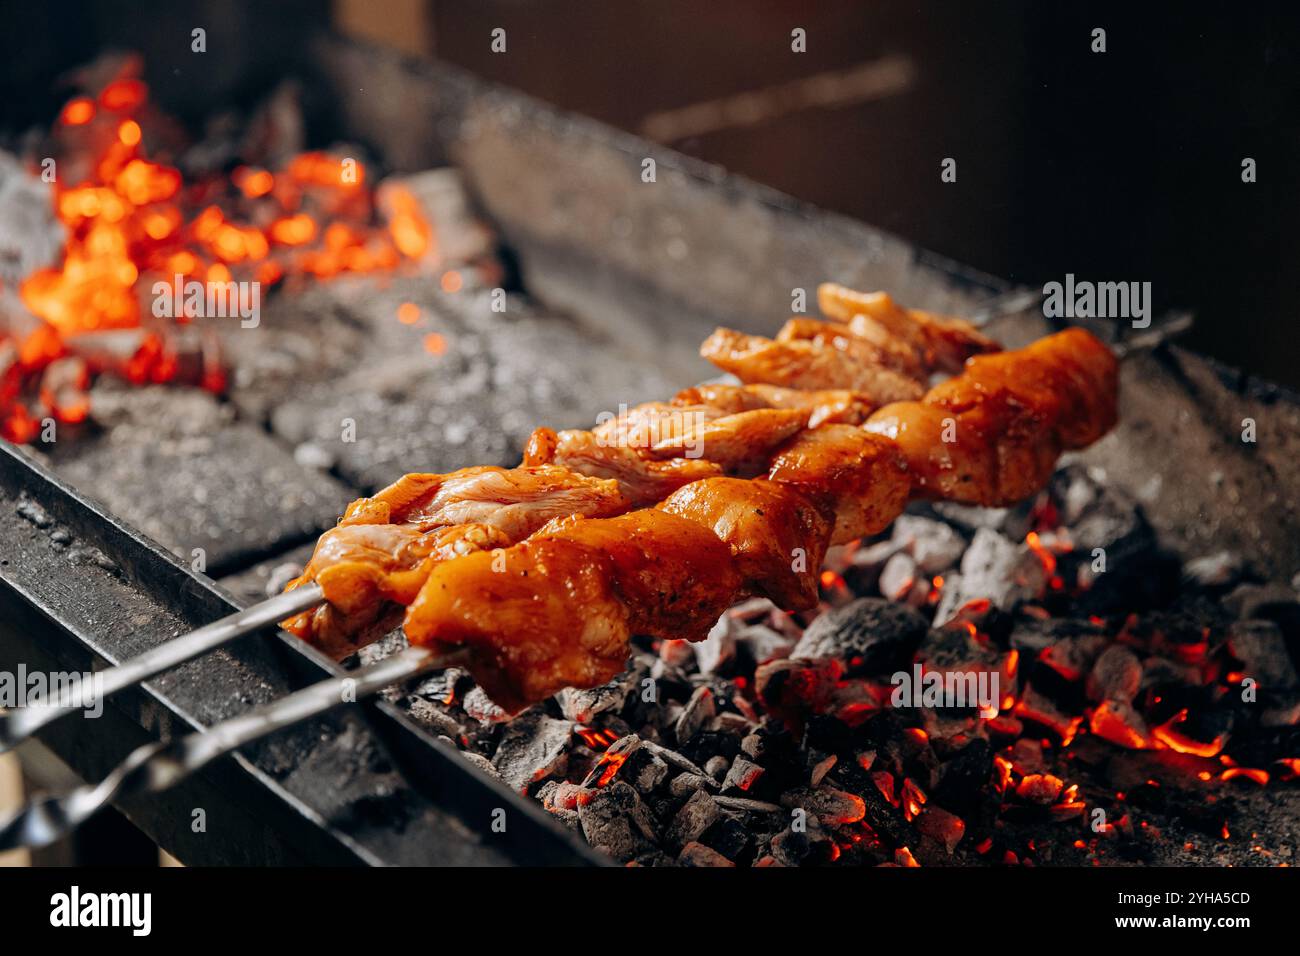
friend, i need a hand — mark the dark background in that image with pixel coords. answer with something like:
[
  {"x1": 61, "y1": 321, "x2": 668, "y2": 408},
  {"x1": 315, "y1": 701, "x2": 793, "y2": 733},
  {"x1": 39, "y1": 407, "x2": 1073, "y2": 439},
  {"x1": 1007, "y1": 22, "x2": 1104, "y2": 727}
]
[{"x1": 2, "y1": 0, "x2": 1298, "y2": 386}]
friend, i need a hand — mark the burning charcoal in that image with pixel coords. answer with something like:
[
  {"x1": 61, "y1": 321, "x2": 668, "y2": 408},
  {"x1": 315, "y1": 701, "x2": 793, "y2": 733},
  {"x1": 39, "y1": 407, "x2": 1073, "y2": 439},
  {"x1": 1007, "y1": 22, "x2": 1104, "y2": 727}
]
[
  {"x1": 1014, "y1": 773, "x2": 1064, "y2": 805},
  {"x1": 1089, "y1": 698, "x2": 1150, "y2": 750},
  {"x1": 491, "y1": 712, "x2": 574, "y2": 792},
  {"x1": 791, "y1": 598, "x2": 928, "y2": 675},
  {"x1": 458, "y1": 750, "x2": 501, "y2": 780},
  {"x1": 459, "y1": 686, "x2": 509, "y2": 724},
  {"x1": 692, "y1": 615, "x2": 737, "y2": 675},
  {"x1": 1141, "y1": 654, "x2": 1201, "y2": 689},
  {"x1": 755, "y1": 657, "x2": 840, "y2": 724},
  {"x1": 626, "y1": 747, "x2": 670, "y2": 794},
  {"x1": 555, "y1": 668, "x2": 640, "y2": 723},
  {"x1": 578, "y1": 782, "x2": 658, "y2": 863},
  {"x1": 1010, "y1": 616, "x2": 1105, "y2": 655},
  {"x1": 1183, "y1": 550, "x2": 1248, "y2": 590},
  {"x1": 879, "y1": 552, "x2": 919, "y2": 601},
  {"x1": 678, "y1": 841, "x2": 735, "y2": 867},
  {"x1": 675, "y1": 686, "x2": 717, "y2": 745},
  {"x1": 735, "y1": 623, "x2": 794, "y2": 666},
  {"x1": 721, "y1": 756, "x2": 766, "y2": 796},
  {"x1": 658, "y1": 638, "x2": 695, "y2": 669},
  {"x1": 1086, "y1": 645, "x2": 1143, "y2": 703},
  {"x1": 780, "y1": 786, "x2": 866, "y2": 826},
  {"x1": 933, "y1": 527, "x2": 1046, "y2": 622},
  {"x1": 810, "y1": 754, "x2": 837, "y2": 787},
  {"x1": 1225, "y1": 583, "x2": 1300, "y2": 642},
  {"x1": 916, "y1": 805, "x2": 966, "y2": 854},
  {"x1": 1014, "y1": 684, "x2": 1082, "y2": 741},
  {"x1": 1038, "y1": 632, "x2": 1110, "y2": 682},
  {"x1": 891, "y1": 514, "x2": 968, "y2": 574},
  {"x1": 769, "y1": 815, "x2": 832, "y2": 866},
  {"x1": 668, "y1": 790, "x2": 722, "y2": 848},
  {"x1": 377, "y1": 169, "x2": 494, "y2": 266},
  {"x1": 538, "y1": 780, "x2": 585, "y2": 812},
  {"x1": 1227, "y1": 620, "x2": 1298, "y2": 690},
  {"x1": 669, "y1": 773, "x2": 717, "y2": 797},
  {"x1": 641, "y1": 740, "x2": 711, "y2": 778},
  {"x1": 0, "y1": 152, "x2": 65, "y2": 285},
  {"x1": 930, "y1": 500, "x2": 1018, "y2": 534},
  {"x1": 581, "y1": 734, "x2": 642, "y2": 788}
]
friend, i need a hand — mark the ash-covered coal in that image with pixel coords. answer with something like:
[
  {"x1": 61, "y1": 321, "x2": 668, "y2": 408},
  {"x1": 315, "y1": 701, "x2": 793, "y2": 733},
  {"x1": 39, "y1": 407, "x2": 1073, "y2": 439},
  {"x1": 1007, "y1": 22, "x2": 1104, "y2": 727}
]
[{"x1": 392, "y1": 465, "x2": 1300, "y2": 867}]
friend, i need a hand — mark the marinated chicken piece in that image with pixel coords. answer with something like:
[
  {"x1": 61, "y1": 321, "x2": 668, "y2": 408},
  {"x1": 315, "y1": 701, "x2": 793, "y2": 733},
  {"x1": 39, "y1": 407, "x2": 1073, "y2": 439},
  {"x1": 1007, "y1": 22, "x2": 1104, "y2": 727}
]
[
  {"x1": 404, "y1": 510, "x2": 741, "y2": 713},
  {"x1": 590, "y1": 401, "x2": 729, "y2": 449},
  {"x1": 864, "y1": 328, "x2": 1118, "y2": 504},
  {"x1": 658, "y1": 477, "x2": 832, "y2": 610},
  {"x1": 700, "y1": 326, "x2": 925, "y2": 403},
  {"x1": 355, "y1": 464, "x2": 628, "y2": 541},
  {"x1": 775, "y1": 316, "x2": 925, "y2": 378},
  {"x1": 649, "y1": 407, "x2": 807, "y2": 476},
  {"x1": 673, "y1": 383, "x2": 880, "y2": 426},
  {"x1": 817, "y1": 283, "x2": 1000, "y2": 374},
  {"x1": 282, "y1": 522, "x2": 511, "y2": 658},
  {"x1": 767, "y1": 425, "x2": 911, "y2": 544},
  {"x1": 524, "y1": 426, "x2": 723, "y2": 506},
  {"x1": 282, "y1": 464, "x2": 629, "y2": 655}
]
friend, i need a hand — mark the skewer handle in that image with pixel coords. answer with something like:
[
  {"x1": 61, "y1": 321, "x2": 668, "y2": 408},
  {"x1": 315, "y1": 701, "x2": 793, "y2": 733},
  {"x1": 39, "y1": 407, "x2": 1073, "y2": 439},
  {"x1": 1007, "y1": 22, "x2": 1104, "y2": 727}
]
[
  {"x1": 0, "y1": 644, "x2": 460, "y2": 851},
  {"x1": 0, "y1": 583, "x2": 325, "y2": 755}
]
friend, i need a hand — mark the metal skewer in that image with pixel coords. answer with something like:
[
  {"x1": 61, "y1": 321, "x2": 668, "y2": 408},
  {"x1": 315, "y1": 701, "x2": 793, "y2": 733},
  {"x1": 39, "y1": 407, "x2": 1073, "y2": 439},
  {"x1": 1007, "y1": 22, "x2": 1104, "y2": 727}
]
[
  {"x1": 0, "y1": 643, "x2": 467, "y2": 851},
  {"x1": 0, "y1": 583, "x2": 325, "y2": 755}
]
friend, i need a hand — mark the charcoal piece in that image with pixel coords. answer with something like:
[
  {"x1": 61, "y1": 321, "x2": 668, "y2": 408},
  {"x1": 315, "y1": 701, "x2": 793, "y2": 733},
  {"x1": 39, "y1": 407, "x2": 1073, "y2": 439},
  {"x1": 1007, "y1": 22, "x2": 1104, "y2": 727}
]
[
  {"x1": 1224, "y1": 583, "x2": 1300, "y2": 642},
  {"x1": 692, "y1": 615, "x2": 737, "y2": 675},
  {"x1": 929, "y1": 501, "x2": 1017, "y2": 536},
  {"x1": 1086, "y1": 645, "x2": 1143, "y2": 703},
  {"x1": 674, "y1": 685, "x2": 717, "y2": 745},
  {"x1": 462, "y1": 687, "x2": 510, "y2": 725},
  {"x1": 578, "y1": 782, "x2": 658, "y2": 862},
  {"x1": 703, "y1": 755, "x2": 729, "y2": 780},
  {"x1": 1009, "y1": 616, "x2": 1106, "y2": 654},
  {"x1": 669, "y1": 773, "x2": 717, "y2": 797},
  {"x1": 641, "y1": 740, "x2": 710, "y2": 778},
  {"x1": 677, "y1": 841, "x2": 735, "y2": 867},
  {"x1": 700, "y1": 816, "x2": 751, "y2": 861},
  {"x1": 555, "y1": 668, "x2": 640, "y2": 723},
  {"x1": 791, "y1": 598, "x2": 928, "y2": 674},
  {"x1": 933, "y1": 527, "x2": 1046, "y2": 621},
  {"x1": 930, "y1": 738, "x2": 992, "y2": 815},
  {"x1": 721, "y1": 756, "x2": 766, "y2": 796},
  {"x1": 680, "y1": 730, "x2": 742, "y2": 769},
  {"x1": 1089, "y1": 699, "x2": 1150, "y2": 749},
  {"x1": 878, "y1": 552, "x2": 918, "y2": 601},
  {"x1": 668, "y1": 790, "x2": 722, "y2": 848},
  {"x1": 780, "y1": 786, "x2": 866, "y2": 826},
  {"x1": 769, "y1": 816, "x2": 831, "y2": 866},
  {"x1": 580, "y1": 734, "x2": 643, "y2": 788},
  {"x1": 1183, "y1": 550, "x2": 1249, "y2": 590},
  {"x1": 916, "y1": 805, "x2": 966, "y2": 854},
  {"x1": 712, "y1": 795, "x2": 784, "y2": 815},
  {"x1": 890, "y1": 514, "x2": 968, "y2": 574},
  {"x1": 44, "y1": 383, "x2": 353, "y2": 573},
  {"x1": 491, "y1": 713, "x2": 574, "y2": 792},
  {"x1": 735, "y1": 623, "x2": 796, "y2": 666},
  {"x1": 626, "y1": 747, "x2": 670, "y2": 794},
  {"x1": 809, "y1": 754, "x2": 837, "y2": 787}
]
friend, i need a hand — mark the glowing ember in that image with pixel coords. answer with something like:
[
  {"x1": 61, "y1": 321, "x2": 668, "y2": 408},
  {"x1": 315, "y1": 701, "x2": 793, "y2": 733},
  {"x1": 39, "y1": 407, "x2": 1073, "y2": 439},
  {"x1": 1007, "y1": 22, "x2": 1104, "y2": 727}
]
[{"x1": 1, "y1": 63, "x2": 437, "y2": 442}]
